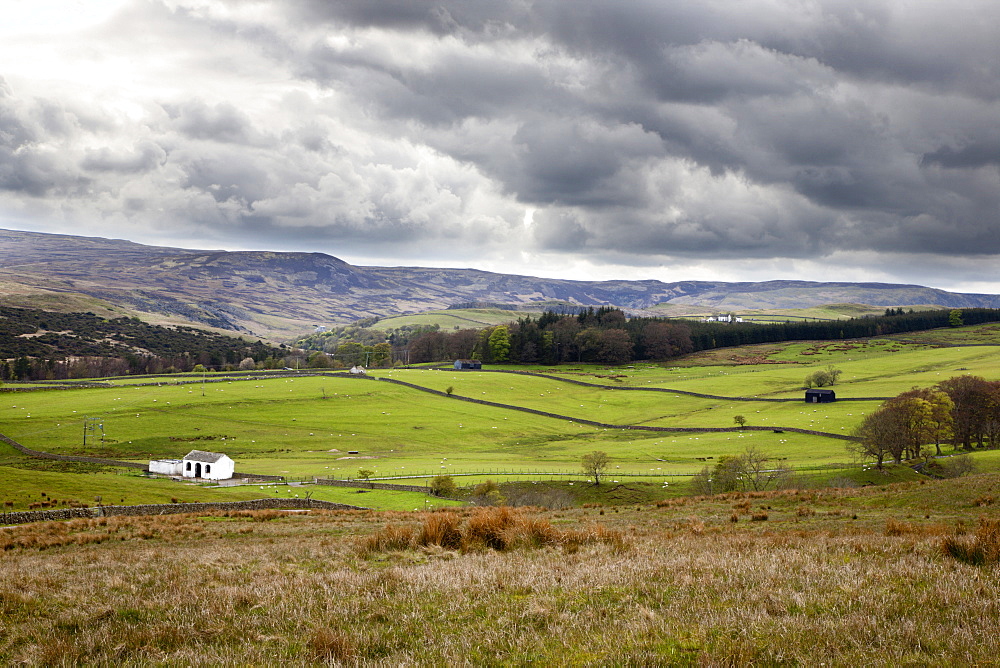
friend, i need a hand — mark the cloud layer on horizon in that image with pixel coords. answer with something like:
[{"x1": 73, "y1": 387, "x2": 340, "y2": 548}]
[{"x1": 2, "y1": 0, "x2": 1000, "y2": 290}]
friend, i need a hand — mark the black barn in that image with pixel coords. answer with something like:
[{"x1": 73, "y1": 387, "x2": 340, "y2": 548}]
[{"x1": 805, "y1": 389, "x2": 836, "y2": 403}]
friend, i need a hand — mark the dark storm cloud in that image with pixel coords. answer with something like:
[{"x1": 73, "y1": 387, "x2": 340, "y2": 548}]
[
  {"x1": 267, "y1": 0, "x2": 1000, "y2": 263},
  {"x1": 5, "y1": 0, "x2": 1000, "y2": 286}
]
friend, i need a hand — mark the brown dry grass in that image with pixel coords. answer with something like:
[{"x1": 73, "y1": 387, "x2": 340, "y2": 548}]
[
  {"x1": 942, "y1": 517, "x2": 1000, "y2": 565},
  {"x1": 2, "y1": 479, "x2": 1000, "y2": 665},
  {"x1": 358, "y1": 506, "x2": 626, "y2": 555}
]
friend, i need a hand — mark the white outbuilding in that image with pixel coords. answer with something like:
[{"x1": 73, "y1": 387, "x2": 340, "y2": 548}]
[
  {"x1": 181, "y1": 450, "x2": 235, "y2": 480},
  {"x1": 149, "y1": 458, "x2": 184, "y2": 476}
]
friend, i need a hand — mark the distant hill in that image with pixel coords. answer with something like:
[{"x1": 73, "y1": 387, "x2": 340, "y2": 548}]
[{"x1": 1, "y1": 228, "x2": 997, "y2": 339}]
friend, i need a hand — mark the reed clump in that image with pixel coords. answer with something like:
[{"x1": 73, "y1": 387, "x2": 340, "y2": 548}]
[
  {"x1": 358, "y1": 507, "x2": 628, "y2": 555},
  {"x1": 942, "y1": 517, "x2": 1000, "y2": 565}
]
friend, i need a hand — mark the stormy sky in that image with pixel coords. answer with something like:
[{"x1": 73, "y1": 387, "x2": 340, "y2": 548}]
[{"x1": 2, "y1": 1, "x2": 1000, "y2": 291}]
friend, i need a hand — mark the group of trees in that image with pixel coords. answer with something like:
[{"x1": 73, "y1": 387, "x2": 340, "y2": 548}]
[
  {"x1": 293, "y1": 307, "x2": 1000, "y2": 368},
  {"x1": 406, "y1": 307, "x2": 694, "y2": 365},
  {"x1": 685, "y1": 308, "x2": 1000, "y2": 352},
  {"x1": 804, "y1": 365, "x2": 842, "y2": 388},
  {"x1": 853, "y1": 374, "x2": 1000, "y2": 469}
]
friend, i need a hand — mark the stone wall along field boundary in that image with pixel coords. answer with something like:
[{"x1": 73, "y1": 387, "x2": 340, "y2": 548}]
[
  {"x1": 314, "y1": 478, "x2": 430, "y2": 493},
  {"x1": 0, "y1": 497, "x2": 366, "y2": 527}
]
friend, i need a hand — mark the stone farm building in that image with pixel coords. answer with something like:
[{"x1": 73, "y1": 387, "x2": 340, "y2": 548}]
[
  {"x1": 149, "y1": 450, "x2": 235, "y2": 480},
  {"x1": 454, "y1": 359, "x2": 482, "y2": 370}
]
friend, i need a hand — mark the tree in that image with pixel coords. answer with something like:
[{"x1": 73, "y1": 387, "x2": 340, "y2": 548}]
[
  {"x1": 488, "y1": 325, "x2": 511, "y2": 363},
  {"x1": 336, "y1": 342, "x2": 366, "y2": 367},
  {"x1": 805, "y1": 365, "x2": 842, "y2": 388},
  {"x1": 430, "y1": 475, "x2": 457, "y2": 497},
  {"x1": 738, "y1": 445, "x2": 789, "y2": 491},
  {"x1": 949, "y1": 309, "x2": 964, "y2": 327},
  {"x1": 894, "y1": 387, "x2": 954, "y2": 456},
  {"x1": 640, "y1": 322, "x2": 693, "y2": 360},
  {"x1": 712, "y1": 446, "x2": 788, "y2": 492},
  {"x1": 938, "y1": 375, "x2": 996, "y2": 450},
  {"x1": 238, "y1": 357, "x2": 257, "y2": 371},
  {"x1": 851, "y1": 404, "x2": 909, "y2": 468},
  {"x1": 371, "y1": 342, "x2": 392, "y2": 367},
  {"x1": 581, "y1": 450, "x2": 610, "y2": 486},
  {"x1": 733, "y1": 415, "x2": 747, "y2": 430},
  {"x1": 690, "y1": 465, "x2": 716, "y2": 495},
  {"x1": 595, "y1": 329, "x2": 633, "y2": 365},
  {"x1": 357, "y1": 468, "x2": 375, "y2": 488},
  {"x1": 306, "y1": 351, "x2": 333, "y2": 368}
]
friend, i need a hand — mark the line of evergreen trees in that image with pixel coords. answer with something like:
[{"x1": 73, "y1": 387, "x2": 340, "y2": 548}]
[{"x1": 403, "y1": 307, "x2": 1000, "y2": 365}]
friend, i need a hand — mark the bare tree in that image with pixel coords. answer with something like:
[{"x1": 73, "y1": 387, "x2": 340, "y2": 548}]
[{"x1": 851, "y1": 405, "x2": 909, "y2": 468}]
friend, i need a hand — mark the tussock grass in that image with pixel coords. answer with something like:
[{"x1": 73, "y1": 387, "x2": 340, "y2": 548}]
[
  {"x1": 357, "y1": 506, "x2": 628, "y2": 556},
  {"x1": 942, "y1": 517, "x2": 1000, "y2": 565},
  {"x1": 2, "y1": 483, "x2": 1000, "y2": 665}
]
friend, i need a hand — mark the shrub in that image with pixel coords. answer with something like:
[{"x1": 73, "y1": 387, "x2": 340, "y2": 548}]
[
  {"x1": 429, "y1": 475, "x2": 457, "y2": 497},
  {"x1": 940, "y1": 455, "x2": 976, "y2": 478},
  {"x1": 470, "y1": 480, "x2": 505, "y2": 506},
  {"x1": 885, "y1": 518, "x2": 910, "y2": 536}
]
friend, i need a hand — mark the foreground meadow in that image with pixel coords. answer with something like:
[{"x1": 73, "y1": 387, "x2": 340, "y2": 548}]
[{"x1": 2, "y1": 474, "x2": 1000, "y2": 665}]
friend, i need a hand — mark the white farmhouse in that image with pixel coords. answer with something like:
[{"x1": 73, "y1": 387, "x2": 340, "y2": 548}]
[{"x1": 181, "y1": 450, "x2": 235, "y2": 480}]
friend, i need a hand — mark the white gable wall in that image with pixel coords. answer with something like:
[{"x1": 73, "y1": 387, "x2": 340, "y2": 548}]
[{"x1": 181, "y1": 454, "x2": 235, "y2": 480}]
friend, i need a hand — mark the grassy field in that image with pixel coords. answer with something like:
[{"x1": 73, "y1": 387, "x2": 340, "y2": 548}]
[
  {"x1": 5, "y1": 325, "x2": 1000, "y2": 663},
  {"x1": 2, "y1": 474, "x2": 1000, "y2": 665},
  {"x1": 1, "y1": 332, "x2": 999, "y2": 509}
]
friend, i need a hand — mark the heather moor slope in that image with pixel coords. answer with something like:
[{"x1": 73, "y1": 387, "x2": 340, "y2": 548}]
[{"x1": 3, "y1": 228, "x2": 999, "y2": 338}]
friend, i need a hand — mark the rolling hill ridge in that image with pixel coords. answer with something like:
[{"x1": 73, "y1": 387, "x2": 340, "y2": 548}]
[{"x1": 1, "y1": 228, "x2": 997, "y2": 339}]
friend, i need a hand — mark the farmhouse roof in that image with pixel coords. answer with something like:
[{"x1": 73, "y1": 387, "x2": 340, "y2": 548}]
[{"x1": 183, "y1": 450, "x2": 228, "y2": 463}]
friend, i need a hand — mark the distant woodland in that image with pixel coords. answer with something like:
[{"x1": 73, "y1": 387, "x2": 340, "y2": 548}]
[
  {"x1": 300, "y1": 307, "x2": 1000, "y2": 366},
  {"x1": 6, "y1": 304, "x2": 1000, "y2": 380},
  {"x1": 0, "y1": 307, "x2": 282, "y2": 380}
]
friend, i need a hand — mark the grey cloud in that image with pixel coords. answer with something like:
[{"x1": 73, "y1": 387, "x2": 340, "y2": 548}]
[
  {"x1": 166, "y1": 101, "x2": 262, "y2": 145},
  {"x1": 6, "y1": 0, "x2": 1000, "y2": 284},
  {"x1": 922, "y1": 141, "x2": 1000, "y2": 170},
  {"x1": 0, "y1": 81, "x2": 87, "y2": 196},
  {"x1": 82, "y1": 142, "x2": 167, "y2": 174}
]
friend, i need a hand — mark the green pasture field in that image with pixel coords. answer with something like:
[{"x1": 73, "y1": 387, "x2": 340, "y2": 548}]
[
  {"x1": 4, "y1": 324, "x2": 1000, "y2": 511},
  {"x1": 0, "y1": 442, "x2": 461, "y2": 512}
]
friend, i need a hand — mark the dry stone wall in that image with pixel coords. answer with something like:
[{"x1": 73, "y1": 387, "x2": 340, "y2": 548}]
[
  {"x1": 1, "y1": 497, "x2": 365, "y2": 526},
  {"x1": 315, "y1": 478, "x2": 429, "y2": 493}
]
